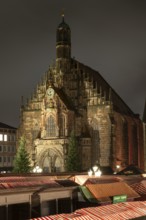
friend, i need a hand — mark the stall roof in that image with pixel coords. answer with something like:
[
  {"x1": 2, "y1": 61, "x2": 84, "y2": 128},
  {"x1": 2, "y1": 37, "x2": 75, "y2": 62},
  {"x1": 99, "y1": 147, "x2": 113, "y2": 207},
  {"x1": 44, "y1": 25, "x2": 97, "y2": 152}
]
[
  {"x1": 86, "y1": 181, "x2": 140, "y2": 202},
  {"x1": 30, "y1": 201, "x2": 146, "y2": 220}
]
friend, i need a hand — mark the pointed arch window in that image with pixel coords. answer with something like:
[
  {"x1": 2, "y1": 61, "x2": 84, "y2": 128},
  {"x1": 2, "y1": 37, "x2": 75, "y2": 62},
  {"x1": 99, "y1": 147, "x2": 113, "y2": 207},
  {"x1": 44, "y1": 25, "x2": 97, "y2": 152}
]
[
  {"x1": 46, "y1": 115, "x2": 56, "y2": 137},
  {"x1": 90, "y1": 119, "x2": 100, "y2": 164},
  {"x1": 59, "y1": 114, "x2": 65, "y2": 136}
]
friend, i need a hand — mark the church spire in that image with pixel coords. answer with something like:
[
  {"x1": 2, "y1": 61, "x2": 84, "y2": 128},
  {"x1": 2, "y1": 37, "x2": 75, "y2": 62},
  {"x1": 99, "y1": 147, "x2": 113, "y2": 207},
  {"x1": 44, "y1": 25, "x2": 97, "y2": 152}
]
[{"x1": 56, "y1": 13, "x2": 71, "y2": 63}]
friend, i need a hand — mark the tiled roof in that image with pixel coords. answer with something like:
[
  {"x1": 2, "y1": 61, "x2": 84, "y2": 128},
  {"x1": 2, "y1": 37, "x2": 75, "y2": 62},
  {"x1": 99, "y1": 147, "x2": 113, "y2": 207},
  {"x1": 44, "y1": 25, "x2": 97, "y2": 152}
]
[
  {"x1": 130, "y1": 180, "x2": 146, "y2": 196},
  {"x1": 77, "y1": 201, "x2": 146, "y2": 220},
  {"x1": 0, "y1": 176, "x2": 62, "y2": 190},
  {"x1": 130, "y1": 182, "x2": 146, "y2": 195},
  {"x1": 30, "y1": 201, "x2": 146, "y2": 220}
]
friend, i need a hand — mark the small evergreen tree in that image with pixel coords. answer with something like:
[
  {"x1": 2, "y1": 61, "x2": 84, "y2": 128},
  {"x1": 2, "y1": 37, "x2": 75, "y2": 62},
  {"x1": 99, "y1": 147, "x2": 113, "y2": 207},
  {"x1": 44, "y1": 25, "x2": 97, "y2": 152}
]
[
  {"x1": 13, "y1": 136, "x2": 31, "y2": 173},
  {"x1": 66, "y1": 131, "x2": 81, "y2": 172}
]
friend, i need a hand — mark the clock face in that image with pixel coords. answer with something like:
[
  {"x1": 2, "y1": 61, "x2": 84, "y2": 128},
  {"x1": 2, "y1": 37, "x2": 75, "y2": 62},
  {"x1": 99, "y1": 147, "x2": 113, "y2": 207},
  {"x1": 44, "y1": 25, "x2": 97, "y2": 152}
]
[{"x1": 47, "y1": 88, "x2": 54, "y2": 97}]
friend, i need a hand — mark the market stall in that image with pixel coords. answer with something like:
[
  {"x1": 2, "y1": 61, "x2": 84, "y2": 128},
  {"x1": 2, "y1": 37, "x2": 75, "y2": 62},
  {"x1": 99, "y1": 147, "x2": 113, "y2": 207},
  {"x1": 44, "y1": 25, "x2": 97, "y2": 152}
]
[{"x1": 30, "y1": 201, "x2": 146, "y2": 220}]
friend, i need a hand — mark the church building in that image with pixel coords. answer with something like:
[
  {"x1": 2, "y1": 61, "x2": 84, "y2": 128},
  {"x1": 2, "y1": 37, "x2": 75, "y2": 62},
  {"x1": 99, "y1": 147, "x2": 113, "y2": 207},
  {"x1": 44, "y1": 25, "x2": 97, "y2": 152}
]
[{"x1": 17, "y1": 15, "x2": 144, "y2": 173}]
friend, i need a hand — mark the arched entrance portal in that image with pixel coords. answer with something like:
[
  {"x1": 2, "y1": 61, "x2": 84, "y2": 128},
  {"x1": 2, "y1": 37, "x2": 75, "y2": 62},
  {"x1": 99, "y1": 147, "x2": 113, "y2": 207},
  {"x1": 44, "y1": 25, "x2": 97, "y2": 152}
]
[{"x1": 39, "y1": 148, "x2": 64, "y2": 173}]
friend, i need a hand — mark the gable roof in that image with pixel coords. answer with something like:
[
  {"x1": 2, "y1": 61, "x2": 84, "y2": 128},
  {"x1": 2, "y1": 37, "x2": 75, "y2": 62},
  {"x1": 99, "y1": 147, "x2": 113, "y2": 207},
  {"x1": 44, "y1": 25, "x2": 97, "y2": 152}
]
[
  {"x1": 86, "y1": 182, "x2": 139, "y2": 202},
  {"x1": 71, "y1": 58, "x2": 138, "y2": 117}
]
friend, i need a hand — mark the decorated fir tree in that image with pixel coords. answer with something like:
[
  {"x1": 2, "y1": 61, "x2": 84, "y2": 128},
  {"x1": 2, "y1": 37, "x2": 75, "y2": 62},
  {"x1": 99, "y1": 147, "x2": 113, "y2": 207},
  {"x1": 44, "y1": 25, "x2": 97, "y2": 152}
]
[
  {"x1": 13, "y1": 136, "x2": 31, "y2": 173},
  {"x1": 66, "y1": 131, "x2": 81, "y2": 172}
]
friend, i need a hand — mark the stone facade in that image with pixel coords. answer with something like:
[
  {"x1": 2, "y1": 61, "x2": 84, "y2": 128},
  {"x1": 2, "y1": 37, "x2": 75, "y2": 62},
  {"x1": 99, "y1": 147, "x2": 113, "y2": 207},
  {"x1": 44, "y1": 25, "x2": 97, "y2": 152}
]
[{"x1": 17, "y1": 16, "x2": 144, "y2": 173}]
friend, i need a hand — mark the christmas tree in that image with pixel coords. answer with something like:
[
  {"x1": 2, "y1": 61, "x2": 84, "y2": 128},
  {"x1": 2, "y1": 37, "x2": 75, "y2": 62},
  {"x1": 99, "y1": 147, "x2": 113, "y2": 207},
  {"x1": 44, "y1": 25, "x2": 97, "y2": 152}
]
[
  {"x1": 66, "y1": 131, "x2": 81, "y2": 172},
  {"x1": 13, "y1": 136, "x2": 31, "y2": 173}
]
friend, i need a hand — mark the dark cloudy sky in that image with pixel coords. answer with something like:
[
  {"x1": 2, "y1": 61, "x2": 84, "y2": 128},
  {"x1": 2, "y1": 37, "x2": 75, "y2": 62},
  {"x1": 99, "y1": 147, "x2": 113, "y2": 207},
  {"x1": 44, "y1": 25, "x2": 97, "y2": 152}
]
[{"x1": 0, "y1": 0, "x2": 146, "y2": 127}]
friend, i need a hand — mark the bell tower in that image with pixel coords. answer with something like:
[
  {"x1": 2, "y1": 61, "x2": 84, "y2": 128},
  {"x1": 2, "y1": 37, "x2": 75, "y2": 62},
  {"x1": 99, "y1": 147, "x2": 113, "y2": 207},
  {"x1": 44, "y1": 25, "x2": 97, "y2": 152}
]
[{"x1": 56, "y1": 14, "x2": 71, "y2": 68}]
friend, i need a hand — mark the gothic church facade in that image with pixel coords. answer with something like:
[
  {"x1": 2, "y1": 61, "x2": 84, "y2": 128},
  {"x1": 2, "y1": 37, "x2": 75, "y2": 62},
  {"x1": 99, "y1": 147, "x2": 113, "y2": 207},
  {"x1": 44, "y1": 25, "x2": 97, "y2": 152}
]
[{"x1": 18, "y1": 16, "x2": 144, "y2": 173}]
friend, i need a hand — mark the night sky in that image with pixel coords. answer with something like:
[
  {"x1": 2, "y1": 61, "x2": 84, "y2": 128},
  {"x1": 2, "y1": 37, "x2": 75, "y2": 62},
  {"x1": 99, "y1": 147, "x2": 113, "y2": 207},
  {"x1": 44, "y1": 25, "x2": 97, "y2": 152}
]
[{"x1": 0, "y1": 0, "x2": 146, "y2": 128}]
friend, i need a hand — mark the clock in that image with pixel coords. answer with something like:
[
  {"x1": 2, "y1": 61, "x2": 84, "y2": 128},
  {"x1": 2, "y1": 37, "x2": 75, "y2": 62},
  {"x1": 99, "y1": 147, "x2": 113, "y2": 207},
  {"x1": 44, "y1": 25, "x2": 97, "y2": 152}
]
[{"x1": 47, "y1": 88, "x2": 54, "y2": 97}]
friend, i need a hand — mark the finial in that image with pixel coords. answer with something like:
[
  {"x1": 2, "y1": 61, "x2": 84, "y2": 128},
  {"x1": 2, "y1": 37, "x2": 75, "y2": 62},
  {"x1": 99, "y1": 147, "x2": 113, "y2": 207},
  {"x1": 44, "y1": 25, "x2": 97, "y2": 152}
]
[{"x1": 61, "y1": 9, "x2": 65, "y2": 22}]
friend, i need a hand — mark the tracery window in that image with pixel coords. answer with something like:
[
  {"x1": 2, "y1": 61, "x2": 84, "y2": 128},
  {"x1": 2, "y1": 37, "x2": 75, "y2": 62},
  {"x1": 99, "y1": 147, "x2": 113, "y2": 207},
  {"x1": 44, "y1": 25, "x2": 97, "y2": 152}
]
[{"x1": 46, "y1": 115, "x2": 56, "y2": 137}]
